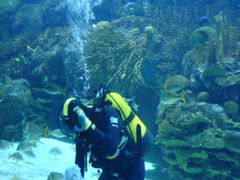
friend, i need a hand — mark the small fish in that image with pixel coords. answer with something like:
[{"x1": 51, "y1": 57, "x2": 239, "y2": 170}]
[
  {"x1": 9, "y1": 152, "x2": 23, "y2": 161},
  {"x1": 49, "y1": 147, "x2": 62, "y2": 155},
  {"x1": 35, "y1": 98, "x2": 52, "y2": 104},
  {"x1": 4, "y1": 125, "x2": 17, "y2": 133},
  {"x1": 17, "y1": 141, "x2": 33, "y2": 151},
  {"x1": 42, "y1": 83, "x2": 67, "y2": 96},
  {"x1": 49, "y1": 129, "x2": 66, "y2": 139},
  {"x1": 23, "y1": 149, "x2": 36, "y2": 158}
]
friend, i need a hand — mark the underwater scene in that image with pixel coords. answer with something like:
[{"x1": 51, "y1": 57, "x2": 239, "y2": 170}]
[{"x1": 0, "y1": 0, "x2": 240, "y2": 179}]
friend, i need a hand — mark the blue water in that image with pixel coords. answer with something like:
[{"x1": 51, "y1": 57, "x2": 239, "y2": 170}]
[{"x1": 0, "y1": 0, "x2": 240, "y2": 179}]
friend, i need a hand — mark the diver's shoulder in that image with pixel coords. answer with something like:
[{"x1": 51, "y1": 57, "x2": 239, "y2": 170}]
[{"x1": 104, "y1": 105, "x2": 119, "y2": 116}]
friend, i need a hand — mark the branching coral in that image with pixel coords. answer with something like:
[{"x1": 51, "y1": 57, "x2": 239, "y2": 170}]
[{"x1": 83, "y1": 23, "x2": 148, "y2": 94}]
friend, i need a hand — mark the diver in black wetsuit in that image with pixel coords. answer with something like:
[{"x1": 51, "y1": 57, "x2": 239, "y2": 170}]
[{"x1": 60, "y1": 87, "x2": 152, "y2": 180}]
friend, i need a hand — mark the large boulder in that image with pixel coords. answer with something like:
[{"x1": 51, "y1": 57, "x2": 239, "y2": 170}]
[
  {"x1": 0, "y1": 75, "x2": 32, "y2": 140},
  {"x1": 0, "y1": 0, "x2": 21, "y2": 22}
]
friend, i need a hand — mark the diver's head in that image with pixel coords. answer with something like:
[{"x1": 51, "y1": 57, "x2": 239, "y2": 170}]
[
  {"x1": 61, "y1": 98, "x2": 79, "y2": 129},
  {"x1": 85, "y1": 84, "x2": 109, "y2": 106},
  {"x1": 94, "y1": 84, "x2": 108, "y2": 103}
]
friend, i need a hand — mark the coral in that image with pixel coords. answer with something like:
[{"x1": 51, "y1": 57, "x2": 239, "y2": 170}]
[
  {"x1": 83, "y1": 23, "x2": 148, "y2": 95},
  {"x1": 130, "y1": 28, "x2": 140, "y2": 36},
  {"x1": 143, "y1": 26, "x2": 156, "y2": 37},
  {"x1": 0, "y1": 33, "x2": 34, "y2": 61},
  {"x1": 155, "y1": 101, "x2": 240, "y2": 179},
  {"x1": 189, "y1": 26, "x2": 217, "y2": 47},
  {"x1": 163, "y1": 75, "x2": 189, "y2": 92},
  {"x1": 95, "y1": 21, "x2": 112, "y2": 30},
  {"x1": 215, "y1": 74, "x2": 240, "y2": 87},
  {"x1": 196, "y1": 91, "x2": 209, "y2": 102},
  {"x1": 223, "y1": 101, "x2": 239, "y2": 115},
  {"x1": 160, "y1": 90, "x2": 186, "y2": 105}
]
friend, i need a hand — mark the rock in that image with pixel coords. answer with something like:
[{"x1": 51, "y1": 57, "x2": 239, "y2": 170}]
[
  {"x1": 201, "y1": 65, "x2": 225, "y2": 80},
  {"x1": 197, "y1": 91, "x2": 209, "y2": 102},
  {"x1": 215, "y1": 74, "x2": 240, "y2": 87},
  {"x1": 224, "y1": 101, "x2": 239, "y2": 115},
  {"x1": 123, "y1": 2, "x2": 144, "y2": 16},
  {"x1": 0, "y1": 0, "x2": 21, "y2": 22},
  {"x1": 224, "y1": 130, "x2": 240, "y2": 152},
  {"x1": 47, "y1": 172, "x2": 64, "y2": 180},
  {"x1": 0, "y1": 75, "x2": 32, "y2": 140},
  {"x1": 0, "y1": 139, "x2": 12, "y2": 149},
  {"x1": 9, "y1": 3, "x2": 43, "y2": 34}
]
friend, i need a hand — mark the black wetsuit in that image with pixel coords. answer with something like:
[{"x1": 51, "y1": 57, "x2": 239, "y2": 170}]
[{"x1": 75, "y1": 105, "x2": 145, "y2": 180}]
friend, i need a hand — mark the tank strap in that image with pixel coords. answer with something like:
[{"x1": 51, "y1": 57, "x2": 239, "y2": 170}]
[{"x1": 123, "y1": 111, "x2": 135, "y2": 126}]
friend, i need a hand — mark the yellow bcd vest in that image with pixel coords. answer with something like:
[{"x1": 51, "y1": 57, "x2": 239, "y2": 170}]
[{"x1": 105, "y1": 92, "x2": 147, "y2": 143}]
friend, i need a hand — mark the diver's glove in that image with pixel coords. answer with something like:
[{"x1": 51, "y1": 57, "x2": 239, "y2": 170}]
[{"x1": 73, "y1": 106, "x2": 95, "y2": 132}]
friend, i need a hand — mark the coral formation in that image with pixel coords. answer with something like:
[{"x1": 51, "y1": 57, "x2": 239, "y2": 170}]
[
  {"x1": 189, "y1": 26, "x2": 217, "y2": 47},
  {"x1": 83, "y1": 22, "x2": 147, "y2": 95},
  {"x1": 155, "y1": 100, "x2": 240, "y2": 179},
  {"x1": 156, "y1": 5, "x2": 240, "y2": 179}
]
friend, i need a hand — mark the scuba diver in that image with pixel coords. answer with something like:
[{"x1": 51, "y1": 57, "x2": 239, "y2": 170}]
[{"x1": 59, "y1": 85, "x2": 153, "y2": 180}]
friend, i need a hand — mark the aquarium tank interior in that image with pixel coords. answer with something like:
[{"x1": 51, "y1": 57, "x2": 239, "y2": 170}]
[{"x1": 0, "y1": 0, "x2": 240, "y2": 179}]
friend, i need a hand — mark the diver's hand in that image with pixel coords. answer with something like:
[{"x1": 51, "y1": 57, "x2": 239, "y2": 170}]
[{"x1": 73, "y1": 106, "x2": 94, "y2": 131}]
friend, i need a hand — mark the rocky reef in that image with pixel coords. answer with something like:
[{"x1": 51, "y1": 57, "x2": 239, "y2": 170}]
[
  {"x1": 155, "y1": 7, "x2": 240, "y2": 180},
  {"x1": 156, "y1": 99, "x2": 240, "y2": 178},
  {"x1": 0, "y1": 75, "x2": 32, "y2": 140},
  {"x1": 0, "y1": 0, "x2": 69, "y2": 141}
]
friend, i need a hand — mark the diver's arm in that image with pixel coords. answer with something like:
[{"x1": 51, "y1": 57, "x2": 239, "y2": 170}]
[{"x1": 87, "y1": 107, "x2": 121, "y2": 155}]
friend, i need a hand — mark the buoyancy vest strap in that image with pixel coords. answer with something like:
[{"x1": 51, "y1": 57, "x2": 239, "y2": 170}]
[
  {"x1": 123, "y1": 111, "x2": 135, "y2": 127},
  {"x1": 136, "y1": 124, "x2": 142, "y2": 158},
  {"x1": 106, "y1": 93, "x2": 135, "y2": 140}
]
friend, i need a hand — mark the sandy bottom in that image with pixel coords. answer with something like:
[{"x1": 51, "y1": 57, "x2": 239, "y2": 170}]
[{"x1": 0, "y1": 138, "x2": 156, "y2": 180}]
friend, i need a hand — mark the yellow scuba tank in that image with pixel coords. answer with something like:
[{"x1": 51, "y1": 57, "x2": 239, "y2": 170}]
[{"x1": 104, "y1": 92, "x2": 147, "y2": 143}]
